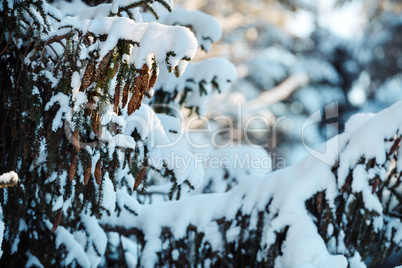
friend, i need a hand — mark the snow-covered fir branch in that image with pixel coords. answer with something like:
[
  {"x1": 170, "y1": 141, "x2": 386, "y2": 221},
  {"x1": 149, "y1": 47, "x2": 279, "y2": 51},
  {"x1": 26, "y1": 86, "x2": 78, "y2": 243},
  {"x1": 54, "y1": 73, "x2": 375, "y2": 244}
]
[{"x1": 0, "y1": 171, "x2": 18, "y2": 188}]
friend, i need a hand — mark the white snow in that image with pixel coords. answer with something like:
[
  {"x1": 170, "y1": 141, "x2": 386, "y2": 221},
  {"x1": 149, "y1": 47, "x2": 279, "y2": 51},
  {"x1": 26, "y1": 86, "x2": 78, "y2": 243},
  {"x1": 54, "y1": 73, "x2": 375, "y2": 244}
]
[
  {"x1": 52, "y1": 196, "x2": 64, "y2": 211},
  {"x1": 161, "y1": 8, "x2": 222, "y2": 51},
  {"x1": 154, "y1": 57, "x2": 237, "y2": 115},
  {"x1": 121, "y1": 236, "x2": 138, "y2": 266},
  {"x1": 0, "y1": 171, "x2": 18, "y2": 185},
  {"x1": 101, "y1": 173, "x2": 116, "y2": 214},
  {"x1": 80, "y1": 214, "x2": 108, "y2": 267},
  {"x1": 101, "y1": 101, "x2": 402, "y2": 267},
  {"x1": 53, "y1": 226, "x2": 91, "y2": 267},
  {"x1": 45, "y1": 93, "x2": 70, "y2": 131},
  {"x1": 56, "y1": 17, "x2": 198, "y2": 72},
  {"x1": 11, "y1": 219, "x2": 28, "y2": 254},
  {"x1": 25, "y1": 252, "x2": 44, "y2": 268}
]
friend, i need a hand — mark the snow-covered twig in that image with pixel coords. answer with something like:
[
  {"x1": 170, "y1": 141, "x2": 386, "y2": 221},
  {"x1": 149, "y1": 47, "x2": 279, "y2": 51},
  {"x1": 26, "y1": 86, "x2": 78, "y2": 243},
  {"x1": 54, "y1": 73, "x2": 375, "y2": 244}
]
[{"x1": 0, "y1": 171, "x2": 18, "y2": 188}]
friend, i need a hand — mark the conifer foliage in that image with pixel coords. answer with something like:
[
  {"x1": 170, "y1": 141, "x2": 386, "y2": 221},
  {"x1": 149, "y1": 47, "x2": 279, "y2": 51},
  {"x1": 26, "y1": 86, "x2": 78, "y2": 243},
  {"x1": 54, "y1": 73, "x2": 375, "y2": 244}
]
[
  {"x1": 0, "y1": 0, "x2": 232, "y2": 266},
  {"x1": 1, "y1": 0, "x2": 402, "y2": 267}
]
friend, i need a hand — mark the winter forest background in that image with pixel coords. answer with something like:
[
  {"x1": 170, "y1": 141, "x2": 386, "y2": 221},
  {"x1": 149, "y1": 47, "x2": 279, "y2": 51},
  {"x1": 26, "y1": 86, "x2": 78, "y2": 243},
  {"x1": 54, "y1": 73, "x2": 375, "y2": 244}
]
[{"x1": 1, "y1": 0, "x2": 402, "y2": 267}]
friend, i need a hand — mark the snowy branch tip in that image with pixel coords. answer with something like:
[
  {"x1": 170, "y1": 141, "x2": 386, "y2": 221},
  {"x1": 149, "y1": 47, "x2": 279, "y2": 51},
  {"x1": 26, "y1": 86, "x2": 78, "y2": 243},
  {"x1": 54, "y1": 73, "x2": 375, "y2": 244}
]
[{"x1": 0, "y1": 171, "x2": 19, "y2": 188}]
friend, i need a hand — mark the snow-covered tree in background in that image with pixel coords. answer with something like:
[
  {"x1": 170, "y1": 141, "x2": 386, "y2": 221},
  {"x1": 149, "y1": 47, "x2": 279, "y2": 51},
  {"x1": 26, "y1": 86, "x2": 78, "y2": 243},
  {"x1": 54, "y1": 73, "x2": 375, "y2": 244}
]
[
  {"x1": 1, "y1": 0, "x2": 402, "y2": 267},
  {"x1": 189, "y1": 0, "x2": 402, "y2": 166}
]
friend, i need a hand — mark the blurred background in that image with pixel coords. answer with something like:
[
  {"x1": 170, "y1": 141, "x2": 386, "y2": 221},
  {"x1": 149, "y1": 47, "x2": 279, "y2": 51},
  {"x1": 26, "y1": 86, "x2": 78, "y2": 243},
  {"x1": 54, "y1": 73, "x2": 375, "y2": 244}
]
[{"x1": 176, "y1": 0, "x2": 402, "y2": 167}]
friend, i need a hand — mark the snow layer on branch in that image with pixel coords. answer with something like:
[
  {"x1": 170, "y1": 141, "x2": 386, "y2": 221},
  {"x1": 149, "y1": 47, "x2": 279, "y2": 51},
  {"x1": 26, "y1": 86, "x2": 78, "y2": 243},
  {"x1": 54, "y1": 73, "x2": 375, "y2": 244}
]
[
  {"x1": 101, "y1": 173, "x2": 117, "y2": 214},
  {"x1": 25, "y1": 252, "x2": 44, "y2": 268},
  {"x1": 53, "y1": 0, "x2": 172, "y2": 18},
  {"x1": 156, "y1": 58, "x2": 236, "y2": 93},
  {"x1": 11, "y1": 219, "x2": 28, "y2": 254},
  {"x1": 103, "y1": 154, "x2": 345, "y2": 267},
  {"x1": 186, "y1": 129, "x2": 272, "y2": 194},
  {"x1": 155, "y1": 57, "x2": 237, "y2": 114},
  {"x1": 338, "y1": 103, "x2": 402, "y2": 187},
  {"x1": 103, "y1": 101, "x2": 402, "y2": 267},
  {"x1": 99, "y1": 101, "x2": 204, "y2": 189},
  {"x1": 78, "y1": 4, "x2": 118, "y2": 20},
  {"x1": 113, "y1": 0, "x2": 173, "y2": 12},
  {"x1": 0, "y1": 171, "x2": 18, "y2": 185},
  {"x1": 161, "y1": 8, "x2": 222, "y2": 51},
  {"x1": 116, "y1": 190, "x2": 142, "y2": 216},
  {"x1": 58, "y1": 17, "x2": 197, "y2": 72},
  {"x1": 44, "y1": 93, "x2": 70, "y2": 131},
  {"x1": 121, "y1": 236, "x2": 139, "y2": 266},
  {"x1": 52, "y1": 225, "x2": 90, "y2": 267},
  {"x1": 80, "y1": 214, "x2": 107, "y2": 267},
  {"x1": 131, "y1": 105, "x2": 204, "y2": 187},
  {"x1": 51, "y1": 0, "x2": 90, "y2": 17}
]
